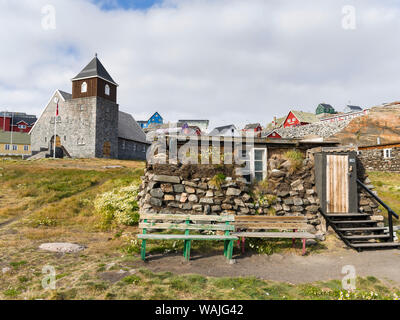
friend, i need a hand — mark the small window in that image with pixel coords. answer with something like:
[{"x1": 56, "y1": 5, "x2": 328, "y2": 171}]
[
  {"x1": 80, "y1": 105, "x2": 85, "y2": 112},
  {"x1": 105, "y1": 84, "x2": 110, "y2": 96},
  {"x1": 5, "y1": 144, "x2": 10, "y2": 150},
  {"x1": 64, "y1": 136, "x2": 67, "y2": 141},
  {"x1": 24, "y1": 145, "x2": 29, "y2": 151},
  {"x1": 18, "y1": 124, "x2": 26, "y2": 129},
  {"x1": 12, "y1": 145, "x2": 17, "y2": 151},
  {"x1": 81, "y1": 82, "x2": 87, "y2": 93},
  {"x1": 122, "y1": 140, "x2": 126, "y2": 150},
  {"x1": 142, "y1": 145, "x2": 146, "y2": 153},
  {"x1": 45, "y1": 137, "x2": 47, "y2": 143},
  {"x1": 133, "y1": 144, "x2": 137, "y2": 152},
  {"x1": 384, "y1": 149, "x2": 392, "y2": 159}
]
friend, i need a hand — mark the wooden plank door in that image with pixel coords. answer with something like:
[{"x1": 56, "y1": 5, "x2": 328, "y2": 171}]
[{"x1": 326, "y1": 155, "x2": 349, "y2": 213}]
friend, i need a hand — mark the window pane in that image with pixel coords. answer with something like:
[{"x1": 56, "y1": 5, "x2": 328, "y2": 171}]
[
  {"x1": 255, "y1": 172, "x2": 264, "y2": 182},
  {"x1": 255, "y1": 160, "x2": 263, "y2": 171},
  {"x1": 254, "y1": 150, "x2": 264, "y2": 161}
]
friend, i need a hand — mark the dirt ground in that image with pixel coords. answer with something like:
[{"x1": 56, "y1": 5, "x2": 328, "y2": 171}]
[{"x1": 141, "y1": 246, "x2": 400, "y2": 285}]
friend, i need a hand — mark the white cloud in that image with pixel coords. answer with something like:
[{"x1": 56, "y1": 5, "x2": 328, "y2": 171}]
[{"x1": 1, "y1": 0, "x2": 400, "y2": 129}]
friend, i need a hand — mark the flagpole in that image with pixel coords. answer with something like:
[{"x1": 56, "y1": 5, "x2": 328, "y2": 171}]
[
  {"x1": 54, "y1": 103, "x2": 57, "y2": 159},
  {"x1": 10, "y1": 112, "x2": 13, "y2": 152}
]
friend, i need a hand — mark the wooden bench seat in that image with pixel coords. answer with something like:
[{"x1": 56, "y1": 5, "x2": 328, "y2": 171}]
[
  {"x1": 138, "y1": 213, "x2": 238, "y2": 262},
  {"x1": 138, "y1": 234, "x2": 238, "y2": 241},
  {"x1": 232, "y1": 216, "x2": 316, "y2": 255}
]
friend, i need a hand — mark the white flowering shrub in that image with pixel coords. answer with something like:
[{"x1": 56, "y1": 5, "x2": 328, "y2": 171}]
[{"x1": 94, "y1": 184, "x2": 140, "y2": 228}]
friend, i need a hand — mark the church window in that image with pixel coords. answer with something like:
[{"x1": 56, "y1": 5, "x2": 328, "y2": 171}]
[
  {"x1": 80, "y1": 105, "x2": 85, "y2": 112},
  {"x1": 81, "y1": 82, "x2": 87, "y2": 93},
  {"x1": 105, "y1": 84, "x2": 110, "y2": 96}
]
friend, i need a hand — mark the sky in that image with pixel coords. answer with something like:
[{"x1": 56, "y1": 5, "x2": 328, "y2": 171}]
[{"x1": 1, "y1": 0, "x2": 400, "y2": 130}]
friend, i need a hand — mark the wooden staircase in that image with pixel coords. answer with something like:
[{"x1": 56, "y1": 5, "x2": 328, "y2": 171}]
[{"x1": 321, "y1": 212, "x2": 400, "y2": 251}]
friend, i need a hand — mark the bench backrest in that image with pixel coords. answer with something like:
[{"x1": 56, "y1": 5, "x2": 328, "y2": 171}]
[
  {"x1": 139, "y1": 214, "x2": 236, "y2": 234},
  {"x1": 234, "y1": 216, "x2": 309, "y2": 231}
]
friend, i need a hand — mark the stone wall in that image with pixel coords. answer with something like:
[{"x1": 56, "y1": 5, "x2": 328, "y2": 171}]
[
  {"x1": 358, "y1": 147, "x2": 400, "y2": 172},
  {"x1": 138, "y1": 156, "x2": 326, "y2": 239},
  {"x1": 138, "y1": 153, "x2": 385, "y2": 240}
]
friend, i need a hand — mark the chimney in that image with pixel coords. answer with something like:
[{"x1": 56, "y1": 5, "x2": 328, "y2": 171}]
[{"x1": 273, "y1": 116, "x2": 277, "y2": 127}]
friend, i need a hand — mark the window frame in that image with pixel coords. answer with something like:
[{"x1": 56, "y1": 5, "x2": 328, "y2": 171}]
[
  {"x1": 105, "y1": 84, "x2": 110, "y2": 96},
  {"x1": 384, "y1": 148, "x2": 392, "y2": 159},
  {"x1": 249, "y1": 148, "x2": 267, "y2": 182},
  {"x1": 81, "y1": 82, "x2": 87, "y2": 93}
]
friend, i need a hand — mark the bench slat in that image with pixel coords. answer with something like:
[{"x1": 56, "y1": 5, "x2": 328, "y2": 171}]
[
  {"x1": 140, "y1": 214, "x2": 235, "y2": 222},
  {"x1": 139, "y1": 222, "x2": 234, "y2": 231},
  {"x1": 234, "y1": 223, "x2": 309, "y2": 230},
  {"x1": 232, "y1": 232, "x2": 316, "y2": 239},
  {"x1": 138, "y1": 234, "x2": 238, "y2": 240},
  {"x1": 235, "y1": 216, "x2": 307, "y2": 222}
]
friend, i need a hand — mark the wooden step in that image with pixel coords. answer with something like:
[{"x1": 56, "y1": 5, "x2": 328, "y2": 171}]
[
  {"x1": 331, "y1": 220, "x2": 377, "y2": 224},
  {"x1": 344, "y1": 234, "x2": 391, "y2": 240},
  {"x1": 326, "y1": 213, "x2": 370, "y2": 218},
  {"x1": 337, "y1": 227, "x2": 386, "y2": 232},
  {"x1": 352, "y1": 242, "x2": 400, "y2": 249}
]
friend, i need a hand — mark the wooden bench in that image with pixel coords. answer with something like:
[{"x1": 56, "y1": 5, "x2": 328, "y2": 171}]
[
  {"x1": 138, "y1": 214, "x2": 238, "y2": 262},
  {"x1": 232, "y1": 216, "x2": 316, "y2": 255}
]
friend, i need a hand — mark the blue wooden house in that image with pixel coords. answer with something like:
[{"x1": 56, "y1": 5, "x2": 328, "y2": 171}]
[{"x1": 138, "y1": 112, "x2": 164, "y2": 129}]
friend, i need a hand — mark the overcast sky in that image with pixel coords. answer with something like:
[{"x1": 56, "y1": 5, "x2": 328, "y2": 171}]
[{"x1": 1, "y1": 0, "x2": 400, "y2": 129}]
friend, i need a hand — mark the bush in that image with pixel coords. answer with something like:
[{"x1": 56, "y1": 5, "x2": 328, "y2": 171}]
[
  {"x1": 94, "y1": 184, "x2": 140, "y2": 229},
  {"x1": 209, "y1": 173, "x2": 226, "y2": 190},
  {"x1": 283, "y1": 150, "x2": 304, "y2": 173}
]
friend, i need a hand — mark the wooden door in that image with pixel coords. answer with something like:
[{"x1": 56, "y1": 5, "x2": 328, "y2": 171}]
[
  {"x1": 103, "y1": 142, "x2": 111, "y2": 158},
  {"x1": 326, "y1": 155, "x2": 349, "y2": 213},
  {"x1": 55, "y1": 136, "x2": 61, "y2": 147}
]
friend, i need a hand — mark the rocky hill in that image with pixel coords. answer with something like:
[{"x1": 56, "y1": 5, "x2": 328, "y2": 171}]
[{"x1": 332, "y1": 104, "x2": 400, "y2": 146}]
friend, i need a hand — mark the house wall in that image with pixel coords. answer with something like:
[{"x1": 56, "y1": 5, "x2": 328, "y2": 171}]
[
  {"x1": 31, "y1": 94, "x2": 120, "y2": 159},
  {"x1": 0, "y1": 117, "x2": 11, "y2": 131},
  {"x1": 139, "y1": 150, "x2": 383, "y2": 241},
  {"x1": 72, "y1": 78, "x2": 117, "y2": 103},
  {"x1": 283, "y1": 112, "x2": 301, "y2": 128},
  {"x1": 358, "y1": 147, "x2": 400, "y2": 172},
  {"x1": 11, "y1": 124, "x2": 32, "y2": 133},
  {"x1": 0, "y1": 143, "x2": 31, "y2": 156},
  {"x1": 118, "y1": 138, "x2": 148, "y2": 160}
]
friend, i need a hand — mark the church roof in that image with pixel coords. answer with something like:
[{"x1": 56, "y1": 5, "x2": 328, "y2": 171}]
[
  {"x1": 72, "y1": 55, "x2": 118, "y2": 86},
  {"x1": 118, "y1": 111, "x2": 149, "y2": 144},
  {"x1": 58, "y1": 90, "x2": 72, "y2": 101}
]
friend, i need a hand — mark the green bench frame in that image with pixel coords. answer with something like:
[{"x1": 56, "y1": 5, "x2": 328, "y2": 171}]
[{"x1": 138, "y1": 214, "x2": 238, "y2": 262}]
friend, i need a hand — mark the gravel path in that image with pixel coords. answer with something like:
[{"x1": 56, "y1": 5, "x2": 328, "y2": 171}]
[{"x1": 141, "y1": 249, "x2": 400, "y2": 285}]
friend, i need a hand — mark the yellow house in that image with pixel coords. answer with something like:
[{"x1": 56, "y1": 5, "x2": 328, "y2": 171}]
[{"x1": 0, "y1": 131, "x2": 31, "y2": 156}]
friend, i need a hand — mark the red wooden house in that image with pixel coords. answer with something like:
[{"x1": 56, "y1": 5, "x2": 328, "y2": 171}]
[
  {"x1": 283, "y1": 111, "x2": 317, "y2": 128},
  {"x1": 266, "y1": 130, "x2": 282, "y2": 139},
  {"x1": 0, "y1": 112, "x2": 37, "y2": 133},
  {"x1": 0, "y1": 115, "x2": 11, "y2": 131}
]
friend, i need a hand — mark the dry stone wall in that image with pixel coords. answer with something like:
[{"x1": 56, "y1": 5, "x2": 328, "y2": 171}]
[
  {"x1": 358, "y1": 147, "x2": 400, "y2": 172},
  {"x1": 138, "y1": 157, "x2": 326, "y2": 240}
]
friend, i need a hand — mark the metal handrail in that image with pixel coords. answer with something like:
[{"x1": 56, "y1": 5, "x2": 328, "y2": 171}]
[{"x1": 357, "y1": 179, "x2": 398, "y2": 242}]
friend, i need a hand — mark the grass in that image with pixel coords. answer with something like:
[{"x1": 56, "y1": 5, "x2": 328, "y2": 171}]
[
  {"x1": 0, "y1": 160, "x2": 399, "y2": 300},
  {"x1": 367, "y1": 171, "x2": 400, "y2": 225}
]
